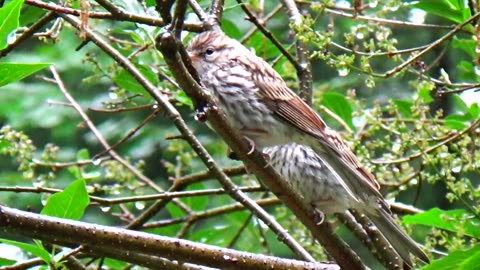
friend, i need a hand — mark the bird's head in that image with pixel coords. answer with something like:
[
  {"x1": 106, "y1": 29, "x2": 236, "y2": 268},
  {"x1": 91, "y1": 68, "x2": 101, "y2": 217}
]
[{"x1": 186, "y1": 31, "x2": 238, "y2": 75}]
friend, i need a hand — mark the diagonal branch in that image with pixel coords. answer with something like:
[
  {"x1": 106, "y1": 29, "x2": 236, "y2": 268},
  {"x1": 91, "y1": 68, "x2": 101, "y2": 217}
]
[
  {"x1": 59, "y1": 14, "x2": 314, "y2": 262},
  {"x1": 156, "y1": 30, "x2": 366, "y2": 269}
]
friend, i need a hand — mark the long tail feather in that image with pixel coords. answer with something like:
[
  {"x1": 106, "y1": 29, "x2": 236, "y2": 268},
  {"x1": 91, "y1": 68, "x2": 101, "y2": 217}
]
[{"x1": 367, "y1": 208, "x2": 429, "y2": 266}]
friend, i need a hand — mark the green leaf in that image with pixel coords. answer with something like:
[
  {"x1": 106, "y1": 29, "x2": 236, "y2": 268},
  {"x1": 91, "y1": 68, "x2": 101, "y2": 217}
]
[
  {"x1": 443, "y1": 95, "x2": 479, "y2": 129},
  {"x1": 0, "y1": 0, "x2": 24, "y2": 50},
  {"x1": 0, "y1": 238, "x2": 51, "y2": 264},
  {"x1": 468, "y1": 102, "x2": 479, "y2": 118},
  {"x1": 246, "y1": 31, "x2": 282, "y2": 60},
  {"x1": 444, "y1": 117, "x2": 467, "y2": 130},
  {"x1": 0, "y1": 257, "x2": 15, "y2": 266},
  {"x1": 463, "y1": 250, "x2": 480, "y2": 270},
  {"x1": 166, "y1": 203, "x2": 183, "y2": 219},
  {"x1": 76, "y1": 148, "x2": 90, "y2": 160},
  {"x1": 0, "y1": 138, "x2": 13, "y2": 150},
  {"x1": 321, "y1": 92, "x2": 354, "y2": 130},
  {"x1": 113, "y1": 66, "x2": 156, "y2": 95},
  {"x1": 0, "y1": 63, "x2": 51, "y2": 87},
  {"x1": 452, "y1": 37, "x2": 476, "y2": 59},
  {"x1": 457, "y1": 60, "x2": 476, "y2": 81},
  {"x1": 103, "y1": 258, "x2": 128, "y2": 269},
  {"x1": 41, "y1": 178, "x2": 90, "y2": 220},
  {"x1": 221, "y1": 19, "x2": 242, "y2": 39},
  {"x1": 182, "y1": 182, "x2": 208, "y2": 211},
  {"x1": 405, "y1": 0, "x2": 471, "y2": 25},
  {"x1": 393, "y1": 99, "x2": 413, "y2": 117},
  {"x1": 418, "y1": 87, "x2": 433, "y2": 103},
  {"x1": 420, "y1": 243, "x2": 480, "y2": 270},
  {"x1": 452, "y1": 94, "x2": 469, "y2": 113},
  {"x1": 403, "y1": 208, "x2": 480, "y2": 238},
  {"x1": 190, "y1": 223, "x2": 232, "y2": 246},
  {"x1": 174, "y1": 90, "x2": 193, "y2": 108}
]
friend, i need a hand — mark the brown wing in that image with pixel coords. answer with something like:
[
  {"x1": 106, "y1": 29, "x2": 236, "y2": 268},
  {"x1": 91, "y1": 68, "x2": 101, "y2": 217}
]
[{"x1": 251, "y1": 70, "x2": 386, "y2": 205}]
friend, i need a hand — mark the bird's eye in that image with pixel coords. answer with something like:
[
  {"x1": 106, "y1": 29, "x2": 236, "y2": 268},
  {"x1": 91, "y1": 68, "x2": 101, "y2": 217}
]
[{"x1": 205, "y1": 48, "x2": 215, "y2": 56}]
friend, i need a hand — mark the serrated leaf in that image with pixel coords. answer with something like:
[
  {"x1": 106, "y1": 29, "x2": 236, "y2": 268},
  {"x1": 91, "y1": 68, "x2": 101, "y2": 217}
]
[
  {"x1": 0, "y1": 63, "x2": 51, "y2": 87},
  {"x1": 403, "y1": 208, "x2": 480, "y2": 238},
  {"x1": 0, "y1": 238, "x2": 51, "y2": 264},
  {"x1": 41, "y1": 178, "x2": 90, "y2": 220},
  {"x1": 321, "y1": 92, "x2": 354, "y2": 130},
  {"x1": 0, "y1": 0, "x2": 24, "y2": 50},
  {"x1": 420, "y1": 243, "x2": 480, "y2": 270}
]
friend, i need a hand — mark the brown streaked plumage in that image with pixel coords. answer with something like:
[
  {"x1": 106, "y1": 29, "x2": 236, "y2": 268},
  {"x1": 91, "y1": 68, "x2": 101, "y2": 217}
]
[{"x1": 187, "y1": 31, "x2": 429, "y2": 267}]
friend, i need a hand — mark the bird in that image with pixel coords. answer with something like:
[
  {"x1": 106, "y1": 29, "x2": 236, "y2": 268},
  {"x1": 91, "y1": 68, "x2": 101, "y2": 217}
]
[
  {"x1": 186, "y1": 31, "x2": 429, "y2": 265},
  {"x1": 264, "y1": 143, "x2": 429, "y2": 267}
]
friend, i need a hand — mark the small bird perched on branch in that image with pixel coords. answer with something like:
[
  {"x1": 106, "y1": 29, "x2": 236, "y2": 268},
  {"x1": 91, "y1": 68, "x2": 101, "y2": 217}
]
[
  {"x1": 264, "y1": 143, "x2": 428, "y2": 267},
  {"x1": 187, "y1": 31, "x2": 429, "y2": 266}
]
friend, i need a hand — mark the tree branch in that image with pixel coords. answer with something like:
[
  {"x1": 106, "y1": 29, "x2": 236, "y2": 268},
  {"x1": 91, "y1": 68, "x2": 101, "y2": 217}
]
[
  {"x1": 156, "y1": 30, "x2": 366, "y2": 269},
  {"x1": 59, "y1": 13, "x2": 313, "y2": 261},
  {"x1": 0, "y1": 205, "x2": 339, "y2": 270}
]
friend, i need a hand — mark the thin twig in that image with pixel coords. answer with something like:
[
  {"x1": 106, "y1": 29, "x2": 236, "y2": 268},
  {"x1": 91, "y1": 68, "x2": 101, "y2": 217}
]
[
  {"x1": 49, "y1": 65, "x2": 192, "y2": 215},
  {"x1": 280, "y1": 0, "x2": 313, "y2": 103},
  {"x1": 210, "y1": 0, "x2": 225, "y2": 23},
  {"x1": 143, "y1": 198, "x2": 280, "y2": 228},
  {"x1": 373, "y1": 118, "x2": 480, "y2": 164},
  {"x1": 93, "y1": 107, "x2": 161, "y2": 159},
  {"x1": 324, "y1": 7, "x2": 456, "y2": 29},
  {"x1": 60, "y1": 14, "x2": 315, "y2": 261},
  {"x1": 0, "y1": 12, "x2": 56, "y2": 57},
  {"x1": 384, "y1": 12, "x2": 480, "y2": 77},
  {"x1": 237, "y1": 0, "x2": 301, "y2": 72},
  {"x1": 157, "y1": 30, "x2": 365, "y2": 269},
  {"x1": 23, "y1": 0, "x2": 203, "y2": 31}
]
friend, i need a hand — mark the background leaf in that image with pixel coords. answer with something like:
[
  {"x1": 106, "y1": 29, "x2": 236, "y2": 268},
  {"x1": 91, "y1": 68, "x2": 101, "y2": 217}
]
[
  {"x1": 420, "y1": 244, "x2": 480, "y2": 270},
  {"x1": 0, "y1": 0, "x2": 24, "y2": 50},
  {"x1": 41, "y1": 178, "x2": 90, "y2": 220},
  {"x1": 0, "y1": 63, "x2": 51, "y2": 87},
  {"x1": 0, "y1": 239, "x2": 51, "y2": 264},
  {"x1": 403, "y1": 208, "x2": 480, "y2": 238},
  {"x1": 321, "y1": 92, "x2": 354, "y2": 131}
]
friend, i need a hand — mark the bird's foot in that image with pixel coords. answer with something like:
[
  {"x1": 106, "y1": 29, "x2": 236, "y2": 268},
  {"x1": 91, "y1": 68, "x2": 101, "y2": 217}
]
[
  {"x1": 194, "y1": 110, "x2": 207, "y2": 122},
  {"x1": 227, "y1": 148, "x2": 240, "y2": 161},
  {"x1": 243, "y1": 136, "x2": 256, "y2": 155},
  {"x1": 194, "y1": 104, "x2": 218, "y2": 123},
  {"x1": 313, "y1": 209, "x2": 326, "y2": 225}
]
